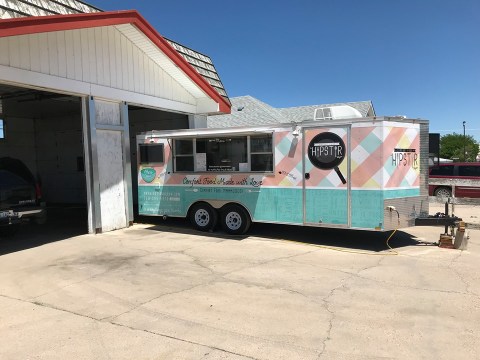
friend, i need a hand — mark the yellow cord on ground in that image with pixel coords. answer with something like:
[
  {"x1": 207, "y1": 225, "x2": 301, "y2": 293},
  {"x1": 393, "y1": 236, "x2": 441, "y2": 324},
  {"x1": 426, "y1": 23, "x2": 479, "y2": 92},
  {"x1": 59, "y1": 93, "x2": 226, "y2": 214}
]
[{"x1": 385, "y1": 228, "x2": 399, "y2": 255}]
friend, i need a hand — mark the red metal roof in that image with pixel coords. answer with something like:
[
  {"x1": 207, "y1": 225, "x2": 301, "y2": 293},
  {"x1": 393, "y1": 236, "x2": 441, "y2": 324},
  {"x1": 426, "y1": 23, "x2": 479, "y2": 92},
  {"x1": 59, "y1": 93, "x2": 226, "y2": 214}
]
[{"x1": 0, "y1": 10, "x2": 231, "y2": 114}]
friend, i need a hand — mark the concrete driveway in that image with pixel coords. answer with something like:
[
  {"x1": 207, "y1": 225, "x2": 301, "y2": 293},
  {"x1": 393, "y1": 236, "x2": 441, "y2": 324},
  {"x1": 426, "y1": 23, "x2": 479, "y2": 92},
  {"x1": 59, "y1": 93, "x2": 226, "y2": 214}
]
[{"x1": 1, "y1": 220, "x2": 479, "y2": 359}]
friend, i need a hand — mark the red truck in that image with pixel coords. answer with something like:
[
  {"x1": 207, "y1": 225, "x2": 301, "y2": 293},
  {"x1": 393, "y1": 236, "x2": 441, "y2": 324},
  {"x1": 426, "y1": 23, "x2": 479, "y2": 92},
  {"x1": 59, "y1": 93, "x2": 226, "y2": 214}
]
[{"x1": 429, "y1": 162, "x2": 480, "y2": 198}]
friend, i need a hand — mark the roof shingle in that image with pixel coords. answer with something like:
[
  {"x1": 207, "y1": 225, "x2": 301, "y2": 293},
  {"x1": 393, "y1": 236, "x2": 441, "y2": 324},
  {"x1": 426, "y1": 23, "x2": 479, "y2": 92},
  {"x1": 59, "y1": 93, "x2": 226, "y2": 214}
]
[{"x1": 208, "y1": 96, "x2": 375, "y2": 128}]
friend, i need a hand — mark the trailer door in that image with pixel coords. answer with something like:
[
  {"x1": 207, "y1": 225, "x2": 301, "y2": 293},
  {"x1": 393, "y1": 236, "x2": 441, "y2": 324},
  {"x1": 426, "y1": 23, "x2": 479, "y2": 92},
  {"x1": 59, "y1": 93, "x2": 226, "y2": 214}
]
[{"x1": 303, "y1": 126, "x2": 351, "y2": 227}]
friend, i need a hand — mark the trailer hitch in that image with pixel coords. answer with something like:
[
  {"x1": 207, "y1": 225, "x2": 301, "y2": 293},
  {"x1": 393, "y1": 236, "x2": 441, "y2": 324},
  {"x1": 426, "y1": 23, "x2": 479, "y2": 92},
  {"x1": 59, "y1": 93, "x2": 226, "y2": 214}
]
[{"x1": 415, "y1": 201, "x2": 462, "y2": 230}]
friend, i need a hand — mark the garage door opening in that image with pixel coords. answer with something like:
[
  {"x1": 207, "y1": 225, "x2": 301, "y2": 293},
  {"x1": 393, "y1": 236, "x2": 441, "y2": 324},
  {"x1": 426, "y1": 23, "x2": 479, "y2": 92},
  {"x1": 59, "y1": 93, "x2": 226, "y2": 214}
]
[
  {"x1": 0, "y1": 83, "x2": 88, "y2": 235},
  {"x1": 128, "y1": 105, "x2": 189, "y2": 217}
]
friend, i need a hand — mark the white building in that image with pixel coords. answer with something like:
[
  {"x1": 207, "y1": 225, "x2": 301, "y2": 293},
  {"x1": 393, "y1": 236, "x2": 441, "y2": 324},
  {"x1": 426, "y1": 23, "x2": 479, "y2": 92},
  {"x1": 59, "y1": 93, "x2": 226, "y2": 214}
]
[{"x1": 0, "y1": 2, "x2": 231, "y2": 233}]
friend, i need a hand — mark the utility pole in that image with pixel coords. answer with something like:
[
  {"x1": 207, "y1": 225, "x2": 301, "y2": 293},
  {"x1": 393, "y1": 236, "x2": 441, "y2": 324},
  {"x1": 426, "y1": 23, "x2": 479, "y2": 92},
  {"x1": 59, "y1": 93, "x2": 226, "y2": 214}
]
[{"x1": 463, "y1": 121, "x2": 466, "y2": 161}]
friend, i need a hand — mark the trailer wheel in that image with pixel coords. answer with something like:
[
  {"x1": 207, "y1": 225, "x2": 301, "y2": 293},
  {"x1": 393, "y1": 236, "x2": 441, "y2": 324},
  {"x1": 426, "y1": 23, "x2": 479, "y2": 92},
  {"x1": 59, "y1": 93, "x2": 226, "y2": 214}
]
[
  {"x1": 434, "y1": 187, "x2": 452, "y2": 198},
  {"x1": 221, "y1": 204, "x2": 251, "y2": 235},
  {"x1": 189, "y1": 203, "x2": 217, "y2": 232}
]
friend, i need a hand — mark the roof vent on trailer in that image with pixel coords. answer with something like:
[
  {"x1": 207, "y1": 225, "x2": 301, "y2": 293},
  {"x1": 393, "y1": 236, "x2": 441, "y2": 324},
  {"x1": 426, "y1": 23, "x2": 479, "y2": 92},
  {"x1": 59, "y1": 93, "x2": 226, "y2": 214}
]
[{"x1": 314, "y1": 105, "x2": 363, "y2": 121}]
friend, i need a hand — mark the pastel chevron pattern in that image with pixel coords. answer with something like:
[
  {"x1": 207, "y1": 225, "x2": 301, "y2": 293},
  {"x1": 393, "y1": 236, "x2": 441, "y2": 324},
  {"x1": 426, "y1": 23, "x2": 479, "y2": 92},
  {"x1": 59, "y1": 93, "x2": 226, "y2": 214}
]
[
  {"x1": 138, "y1": 123, "x2": 420, "y2": 190},
  {"x1": 304, "y1": 127, "x2": 349, "y2": 188},
  {"x1": 351, "y1": 125, "x2": 420, "y2": 189}
]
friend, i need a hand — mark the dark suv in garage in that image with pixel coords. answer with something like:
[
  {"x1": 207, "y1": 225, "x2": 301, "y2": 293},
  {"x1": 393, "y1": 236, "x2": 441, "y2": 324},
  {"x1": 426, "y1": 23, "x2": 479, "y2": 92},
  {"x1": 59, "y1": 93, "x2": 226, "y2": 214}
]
[
  {"x1": 0, "y1": 157, "x2": 46, "y2": 236},
  {"x1": 429, "y1": 162, "x2": 480, "y2": 198}
]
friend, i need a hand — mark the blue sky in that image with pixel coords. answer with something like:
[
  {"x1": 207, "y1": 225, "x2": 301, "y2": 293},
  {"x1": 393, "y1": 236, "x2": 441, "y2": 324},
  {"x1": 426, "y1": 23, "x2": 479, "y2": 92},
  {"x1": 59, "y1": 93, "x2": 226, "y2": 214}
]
[{"x1": 99, "y1": 0, "x2": 480, "y2": 141}]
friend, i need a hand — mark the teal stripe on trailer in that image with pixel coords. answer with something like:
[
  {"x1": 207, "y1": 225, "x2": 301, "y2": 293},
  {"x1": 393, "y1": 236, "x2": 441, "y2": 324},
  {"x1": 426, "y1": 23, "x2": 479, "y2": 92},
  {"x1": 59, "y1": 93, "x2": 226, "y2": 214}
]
[
  {"x1": 350, "y1": 188, "x2": 421, "y2": 229},
  {"x1": 383, "y1": 188, "x2": 420, "y2": 199},
  {"x1": 305, "y1": 189, "x2": 348, "y2": 225},
  {"x1": 139, "y1": 186, "x2": 420, "y2": 230},
  {"x1": 250, "y1": 187, "x2": 303, "y2": 223},
  {"x1": 138, "y1": 185, "x2": 304, "y2": 224},
  {"x1": 351, "y1": 190, "x2": 384, "y2": 229}
]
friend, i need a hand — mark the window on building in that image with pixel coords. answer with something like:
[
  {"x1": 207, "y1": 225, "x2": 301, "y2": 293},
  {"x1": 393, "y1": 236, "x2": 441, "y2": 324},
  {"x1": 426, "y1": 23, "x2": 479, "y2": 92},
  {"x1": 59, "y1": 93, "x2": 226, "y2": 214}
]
[
  {"x1": 0, "y1": 119, "x2": 4, "y2": 139},
  {"x1": 173, "y1": 134, "x2": 273, "y2": 173}
]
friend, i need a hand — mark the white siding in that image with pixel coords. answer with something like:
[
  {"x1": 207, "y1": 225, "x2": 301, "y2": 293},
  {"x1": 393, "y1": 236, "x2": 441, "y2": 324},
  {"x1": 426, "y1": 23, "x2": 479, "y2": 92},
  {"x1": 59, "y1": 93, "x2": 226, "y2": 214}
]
[
  {"x1": 107, "y1": 26, "x2": 117, "y2": 89},
  {"x1": 114, "y1": 29, "x2": 123, "y2": 89},
  {"x1": 87, "y1": 28, "x2": 97, "y2": 84},
  {"x1": 47, "y1": 32, "x2": 59, "y2": 76},
  {"x1": 126, "y1": 39, "x2": 134, "y2": 92},
  {"x1": 29, "y1": 34, "x2": 41, "y2": 73},
  {"x1": 101, "y1": 27, "x2": 110, "y2": 87},
  {"x1": 0, "y1": 37, "x2": 9, "y2": 65},
  {"x1": 0, "y1": 27, "x2": 198, "y2": 107},
  {"x1": 94, "y1": 27, "x2": 104, "y2": 86},
  {"x1": 97, "y1": 129, "x2": 127, "y2": 232},
  {"x1": 79, "y1": 29, "x2": 89, "y2": 83},
  {"x1": 65, "y1": 31, "x2": 75, "y2": 79},
  {"x1": 18, "y1": 35, "x2": 30, "y2": 70},
  {"x1": 72, "y1": 30, "x2": 82, "y2": 81},
  {"x1": 39, "y1": 33, "x2": 49, "y2": 74},
  {"x1": 8, "y1": 36, "x2": 20, "y2": 67},
  {"x1": 57, "y1": 32, "x2": 67, "y2": 77}
]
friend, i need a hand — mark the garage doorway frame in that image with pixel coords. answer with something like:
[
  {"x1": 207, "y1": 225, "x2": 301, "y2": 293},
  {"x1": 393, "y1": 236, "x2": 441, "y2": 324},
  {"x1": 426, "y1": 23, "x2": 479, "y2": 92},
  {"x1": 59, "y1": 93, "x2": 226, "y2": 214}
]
[{"x1": 82, "y1": 96, "x2": 133, "y2": 234}]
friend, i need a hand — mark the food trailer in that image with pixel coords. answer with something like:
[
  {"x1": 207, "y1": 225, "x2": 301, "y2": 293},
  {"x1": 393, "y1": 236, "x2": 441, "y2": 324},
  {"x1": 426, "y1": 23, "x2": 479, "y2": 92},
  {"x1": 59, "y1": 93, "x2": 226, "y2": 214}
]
[{"x1": 136, "y1": 116, "x2": 429, "y2": 234}]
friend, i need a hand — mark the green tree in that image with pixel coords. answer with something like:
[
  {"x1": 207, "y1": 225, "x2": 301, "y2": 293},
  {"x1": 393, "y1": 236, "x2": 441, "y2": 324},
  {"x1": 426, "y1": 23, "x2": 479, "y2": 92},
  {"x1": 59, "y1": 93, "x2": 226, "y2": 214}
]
[{"x1": 440, "y1": 133, "x2": 479, "y2": 161}]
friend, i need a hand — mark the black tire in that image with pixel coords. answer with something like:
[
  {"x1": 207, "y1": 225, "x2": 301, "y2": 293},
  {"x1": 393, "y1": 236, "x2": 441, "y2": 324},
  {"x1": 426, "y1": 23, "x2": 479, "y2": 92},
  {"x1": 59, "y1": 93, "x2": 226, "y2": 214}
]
[
  {"x1": 220, "y1": 204, "x2": 251, "y2": 235},
  {"x1": 434, "y1": 187, "x2": 452, "y2": 198},
  {"x1": 189, "y1": 202, "x2": 217, "y2": 232},
  {"x1": 0, "y1": 225, "x2": 20, "y2": 237}
]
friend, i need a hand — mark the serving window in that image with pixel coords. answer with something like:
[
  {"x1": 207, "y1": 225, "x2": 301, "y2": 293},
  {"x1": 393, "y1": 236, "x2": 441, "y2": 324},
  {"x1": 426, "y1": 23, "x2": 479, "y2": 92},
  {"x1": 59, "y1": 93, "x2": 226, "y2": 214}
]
[
  {"x1": 173, "y1": 134, "x2": 273, "y2": 173},
  {"x1": 250, "y1": 135, "x2": 273, "y2": 172},
  {"x1": 139, "y1": 143, "x2": 164, "y2": 164},
  {"x1": 174, "y1": 139, "x2": 194, "y2": 171}
]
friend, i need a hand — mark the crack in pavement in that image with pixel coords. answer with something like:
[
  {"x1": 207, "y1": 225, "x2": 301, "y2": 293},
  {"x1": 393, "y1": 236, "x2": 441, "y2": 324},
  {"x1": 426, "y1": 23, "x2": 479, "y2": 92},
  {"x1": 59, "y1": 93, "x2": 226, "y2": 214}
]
[
  {"x1": 185, "y1": 247, "x2": 323, "y2": 279},
  {"x1": 16, "y1": 242, "x2": 319, "y2": 331},
  {"x1": 288, "y1": 254, "x2": 479, "y2": 299},
  {"x1": 102, "y1": 277, "x2": 217, "y2": 322},
  {"x1": 26, "y1": 240, "x2": 224, "y2": 306},
  {"x1": 316, "y1": 271, "x2": 358, "y2": 359},
  {"x1": 108, "y1": 296, "x2": 323, "y2": 358},
  {"x1": 317, "y1": 254, "x2": 386, "y2": 359},
  {"x1": 105, "y1": 247, "x2": 321, "y2": 323},
  {"x1": 0, "y1": 293, "x2": 261, "y2": 360},
  {"x1": 115, "y1": 234, "x2": 231, "y2": 257},
  {"x1": 447, "y1": 250, "x2": 477, "y2": 297},
  {"x1": 2, "y1": 292, "x2": 322, "y2": 360}
]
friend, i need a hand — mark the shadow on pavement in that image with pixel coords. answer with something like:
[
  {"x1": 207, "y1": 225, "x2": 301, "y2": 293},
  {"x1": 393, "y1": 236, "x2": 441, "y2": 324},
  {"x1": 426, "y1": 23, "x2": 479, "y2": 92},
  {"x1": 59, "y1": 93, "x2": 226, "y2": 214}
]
[
  {"x1": 0, "y1": 206, "x2": 88, "y2": 256},
  {"x1": 136, "y1": 216, "x2": 438, "y2": 253},
  {"x1": 1, "y1": 210, "x2": 439, "y2": 257},
  {"x1": 251, "y1": 223, "x2": 438, "y2": 252}
]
